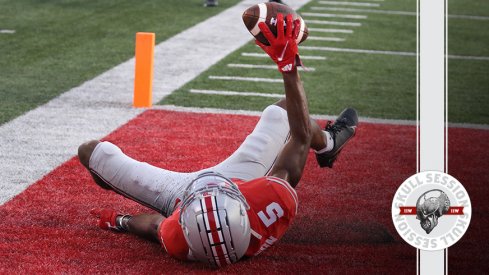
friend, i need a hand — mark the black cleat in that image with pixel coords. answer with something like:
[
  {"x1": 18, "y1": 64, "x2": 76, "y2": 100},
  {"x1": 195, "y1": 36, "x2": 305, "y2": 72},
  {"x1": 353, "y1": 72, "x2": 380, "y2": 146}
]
[{"x1": 316, "y1": 108, "x2": 358, "y2": 168}]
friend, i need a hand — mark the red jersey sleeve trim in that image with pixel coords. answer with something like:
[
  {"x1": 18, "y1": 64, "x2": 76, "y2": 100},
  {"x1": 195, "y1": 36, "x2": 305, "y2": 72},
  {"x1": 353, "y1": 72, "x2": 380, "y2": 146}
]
[
  {"x1": 157, "y1": 211, "x2": 191, "y2": 261},
  {"x1": 265, "y1": 176, "x2": 299, "y2": 214},
  {"x1": 250, "y1": 228, "x2": 263, "y2": 240},
  {"x1": 157, "y1": 220, "x2": 169, "y2": 252}
]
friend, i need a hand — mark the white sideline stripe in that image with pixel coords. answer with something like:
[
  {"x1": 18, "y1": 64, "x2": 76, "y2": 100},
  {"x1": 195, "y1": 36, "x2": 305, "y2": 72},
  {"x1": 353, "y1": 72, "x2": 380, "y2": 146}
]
[
  {"x1": 190, "y1": 89, "x2": 283, "y2": 98},
  {"x1": 209, "y1": 75, "x2": 283, "y2": 83},
  {"x1": 302, "y1": 12, "x2": 367, "y2": 19},
  {"x1": 0, "y1": 29, "x2": 15, "y2": 34},
  {"x1": 227, "y1": 63, "x2": 315, "y2": 71},
  {"x1": 309, "y1": 27, "x2": 354, "y2": 33},
  {"x1": 152, "y1": 105, "x2": 489, "y2": 130},
  {"x1": 308, "y1": 36, "x2": 346, "y2": 42},
  {"x1": 300, "y1": 46, "x2": 489, "y2": 60},
  {"x1": 250, "y1": 229, "x2": 263, "y2": 239},
  {"x1": 311, "y1": 6, "x2": 416, "y2": 15},
  {"x1": 318, "y1": 1, "x2": 380, "y2": 7},
  {"x1": 0, "y1": 0, "x2": 314, "y2": 205},
  {"x1": 311, "y1": 7, "x2": 489, "y2": 20},
  {"x1": 242, "y1": 52, "x2": 327, "y2": 60},
  {"x1": 305, "y1": 19, "x2": 362, "y2": 27},
  {"x1": 300, "y1": 45, "x2": 416, "y2": 56}
]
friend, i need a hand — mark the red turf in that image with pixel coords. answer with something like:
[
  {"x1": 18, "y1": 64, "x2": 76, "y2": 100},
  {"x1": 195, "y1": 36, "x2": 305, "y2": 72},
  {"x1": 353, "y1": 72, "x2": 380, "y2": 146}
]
[{"x1": 0, "y1": 110, "x2": 487, "y2": 273}]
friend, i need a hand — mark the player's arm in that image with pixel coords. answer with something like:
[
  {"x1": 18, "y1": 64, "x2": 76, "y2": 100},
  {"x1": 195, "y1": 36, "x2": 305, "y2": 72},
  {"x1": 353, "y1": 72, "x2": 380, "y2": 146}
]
[
  {"x1": 271, "y1": 70, "x2": 311, "y2": 187},
  {"x1": 256, "y1": 14, "x2": 311, "y2": 187},
  {"x1": 91, "y1": 209, "x2": 191, "y2": 260},
  {"x1": 90, "y1": 208, "x2": 164, "y2": 242}
]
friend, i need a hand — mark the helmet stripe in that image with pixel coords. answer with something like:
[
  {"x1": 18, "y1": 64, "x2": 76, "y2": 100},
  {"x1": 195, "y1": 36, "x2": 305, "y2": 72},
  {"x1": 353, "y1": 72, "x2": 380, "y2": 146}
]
[
  {"x1": 200, "y1": 199, "x2": 220, "y2": 266},
  {"x1": 203, "y1": 196, "x2": 229, "y2": 267},
  {"x1": 211, "y1": 196, "x2": 222, "y2": 229},
  {"x1": 221, "y1": 243, "x2": 232, "y2": 265},
  {"x1": 183, "y1": 172, "x2": 247, "y2": 267},
  {"x1": 201, "y1": 198, "x2": 211, "y2": 232}
]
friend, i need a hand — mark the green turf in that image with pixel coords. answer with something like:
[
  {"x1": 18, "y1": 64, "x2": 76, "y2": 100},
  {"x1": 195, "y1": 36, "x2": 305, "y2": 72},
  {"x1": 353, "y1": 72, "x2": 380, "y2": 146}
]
[
  {"x1": 163, "y1": 41, "x2": 417, "y2": 119},
  {"x1": 0, "y1": 0, "x2": 239, "y2": 125},
  {"x1": 304, "y1": 12, "x2": 416, "y2": 52},
  {"x1": 163, "y1": 0, "x2": 418, "y2": 120},
  {"x1": 447, "y1": 2, "x2": 489, "y2": 124},
  {"x1": 448, "y1": 16, "x2": 489, "y2": 57},
  {"x1": 448, "y1": 0, "x2": 489, "y2": 17},
  {"x1": 162, "y1": 0, "x2": 489, "y2": 124},
  {"x1": 448, "y1": 59, "x2": 489, "y2": 124},
  {"x1": 1, "y1": 0, "x2": 487, "y2": 125}
]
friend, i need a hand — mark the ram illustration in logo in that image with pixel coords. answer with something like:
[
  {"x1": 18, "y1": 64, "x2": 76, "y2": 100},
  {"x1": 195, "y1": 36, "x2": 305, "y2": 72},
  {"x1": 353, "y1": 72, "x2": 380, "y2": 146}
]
[{"x1": 416, "y1": 189, "x2": 450, "y2": 234}]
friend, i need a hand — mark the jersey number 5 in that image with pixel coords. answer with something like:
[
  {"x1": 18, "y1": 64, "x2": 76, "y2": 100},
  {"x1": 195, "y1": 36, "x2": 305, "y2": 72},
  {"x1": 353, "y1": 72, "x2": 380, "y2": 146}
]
[{"x1": 257, "y1": 202, "x2": 284, "y2": 227}]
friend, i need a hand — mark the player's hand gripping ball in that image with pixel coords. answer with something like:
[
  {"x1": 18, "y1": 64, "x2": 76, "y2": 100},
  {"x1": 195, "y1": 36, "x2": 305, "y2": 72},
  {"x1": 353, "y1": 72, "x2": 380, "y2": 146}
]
[
  {"x1": 242, "y1": 2, "x2": 308, "y2": 46},
  {"x1": 255, "y1": 13, "x2": 303, "y2": 73}
]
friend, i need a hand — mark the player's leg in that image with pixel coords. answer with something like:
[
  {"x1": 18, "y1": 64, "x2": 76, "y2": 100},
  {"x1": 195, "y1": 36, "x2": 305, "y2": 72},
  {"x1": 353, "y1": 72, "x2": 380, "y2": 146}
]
[
  {"x1": 207, "y1": 97, "x2": 357, "y2": 180},
  {"x1": 209, "y1": 98, "x2": 328, "y2": 180},
  {"x1": 207, "y1": 102, "x2": 291, "y2": 180},
  {"x1": 275, "y1": 98, "x2": 358, "y2": 168},
  {"x1": 274, "y1": 98, "x2": 328, "y2": 152},
  {"x1": 79, "y1": 140, "x2": 112, "y2": 190},
  {"x1": 78, "y1": 140, "x2": 200, "y2": 217}
]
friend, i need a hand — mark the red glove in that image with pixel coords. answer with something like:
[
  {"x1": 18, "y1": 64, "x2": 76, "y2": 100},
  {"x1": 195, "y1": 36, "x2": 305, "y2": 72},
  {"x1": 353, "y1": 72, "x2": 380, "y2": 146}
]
[
  {"x1": 90, "y1": 208, "x2": 125, "y2": 231},
  {"x1": 256, "y1": 13, "x2": 302, "y2": 73}
]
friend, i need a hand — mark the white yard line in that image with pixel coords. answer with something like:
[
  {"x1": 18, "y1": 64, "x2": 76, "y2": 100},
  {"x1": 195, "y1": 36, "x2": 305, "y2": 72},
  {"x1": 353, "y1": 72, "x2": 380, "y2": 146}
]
[
  {"x1": 302, "y1": 12, "x2": 367, "y2": 19},
  {"x1": 228, "y1": 63, "x2": 278, "y2": 69},
  {"x1": 305, "y1": 19, "x2": 362, "y2": 27},
  {"x1": 310, "y1": 7, "x2": 489, "y2": 20},
  {"x1": 153, "y1": 105, "x2": 489, "y2": 130},
  {"x1": 448, "y1": 14, "x2": 489, "y2": 20},
  {"x1": 209, "y1": 75, "x2": 283, "y2": 83},
  {"x1": 227, "y1": 63, "x2": 315, "y2": 71},
  {"x1": 2, "y1": 0, "x2": 486, "y2": 206},
  {"x1": 309, "y1": 27, "x2": 354, "y2": 33},
  {"x1": 447, "y1": 55, "x2": 489, "y2": 61},
  {"x1": 190, "y1": 89, "x2": 283, "y2": 98},
  {"x1": 311, "y1": 6, "x2": 416, "y2": 15},
  {"x1": 300, "y1": 46, "x2": 489, "y2": 60},
  {"x1": 307, "y1": 36, "x2": 346, "y2": 42},
  {"x1": 318, "y1": 1, "x2": 380, "y2": 7},
  {"x1": 242, "y1": 52, "x2": 328, "y2": 60},
  {"x1": 300, "y1": 45, "x2": 416, "y2": 56},
  {"x1": 0, "y1": 29, "x2": 15, "y2": 34},
  {"x1": 0, "y1": 0, "x2": 313, "y2": 205}
]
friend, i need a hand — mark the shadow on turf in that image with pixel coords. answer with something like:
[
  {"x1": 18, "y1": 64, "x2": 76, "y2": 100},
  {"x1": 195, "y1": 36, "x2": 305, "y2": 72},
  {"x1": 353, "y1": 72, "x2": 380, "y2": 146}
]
[{"x1": 283, "y1": 217, "x2": 396, "y2": 244}]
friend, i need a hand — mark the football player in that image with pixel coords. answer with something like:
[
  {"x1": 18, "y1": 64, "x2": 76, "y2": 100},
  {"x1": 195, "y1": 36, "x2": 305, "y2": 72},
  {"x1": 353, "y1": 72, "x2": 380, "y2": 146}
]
[{"x1": 79, "y1": 14, "x2": 358, "y2": 267}]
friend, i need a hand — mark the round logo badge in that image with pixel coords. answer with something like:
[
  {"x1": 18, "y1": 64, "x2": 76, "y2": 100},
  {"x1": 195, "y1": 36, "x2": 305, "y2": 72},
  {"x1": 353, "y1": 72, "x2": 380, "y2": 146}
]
[{"x1": 391, "y1": 171, "x2": 471, "y2": 251}]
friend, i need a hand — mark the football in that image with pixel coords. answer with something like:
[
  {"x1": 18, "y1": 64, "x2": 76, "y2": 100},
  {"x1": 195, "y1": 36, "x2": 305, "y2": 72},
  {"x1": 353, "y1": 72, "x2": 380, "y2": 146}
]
[{"x1": 242, "y1": 2, "x2": 308, "y2": 46}]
